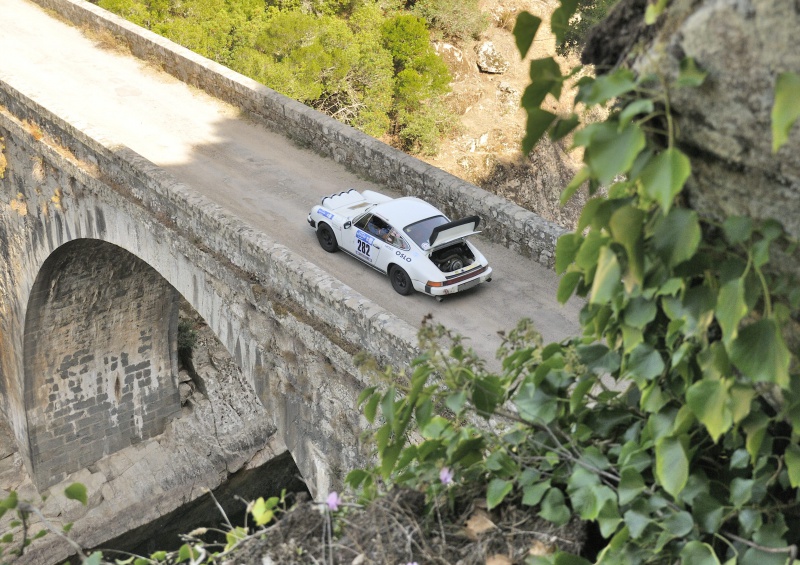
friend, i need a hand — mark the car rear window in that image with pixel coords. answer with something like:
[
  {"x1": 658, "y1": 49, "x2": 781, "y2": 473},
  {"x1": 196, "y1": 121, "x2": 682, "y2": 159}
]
[{"x1": 403, "y1": 215, "x2": 448, "y2": 249}]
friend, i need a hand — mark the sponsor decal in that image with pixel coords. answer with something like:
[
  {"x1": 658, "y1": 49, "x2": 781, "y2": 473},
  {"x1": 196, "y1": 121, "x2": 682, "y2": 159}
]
[
  {"x1": 395, "y1": 250, "x2": 412, "y2": 263},
  {"x1": 317, "y1": 207, "x2": 335, "y2": 220}
]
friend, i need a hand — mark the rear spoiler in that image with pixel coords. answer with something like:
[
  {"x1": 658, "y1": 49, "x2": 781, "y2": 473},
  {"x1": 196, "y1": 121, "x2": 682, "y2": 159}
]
[{"x1": 429, "y1": 216, "x2": 481, "y2": 248}]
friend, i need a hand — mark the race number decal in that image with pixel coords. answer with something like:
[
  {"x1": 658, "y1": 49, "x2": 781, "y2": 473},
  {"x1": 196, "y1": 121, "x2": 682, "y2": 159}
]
[{"x1": 356, "y1": 231, "x2": 375, "y2": 263}]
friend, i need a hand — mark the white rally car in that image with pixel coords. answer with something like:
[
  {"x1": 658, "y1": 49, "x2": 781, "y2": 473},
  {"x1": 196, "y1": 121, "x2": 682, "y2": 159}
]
[{"x1": 307, "y1": 189, "x2": 492, "y2": 300}]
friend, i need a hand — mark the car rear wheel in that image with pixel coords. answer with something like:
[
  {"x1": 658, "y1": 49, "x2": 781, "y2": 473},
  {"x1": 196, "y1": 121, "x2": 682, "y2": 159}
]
[
  {"x1": 317, "y1": 223, "x2": 338, "y2": 252},
  {"x1": 389, "y1": 265, "x2": 414, "y2": 296}
]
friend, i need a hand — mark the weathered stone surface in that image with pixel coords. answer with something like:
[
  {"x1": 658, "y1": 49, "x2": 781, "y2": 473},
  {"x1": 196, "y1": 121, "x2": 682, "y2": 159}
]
[
  {"x1": 434, "y1": 42, "x2": 473, "y2": 81},
  {"x1": 1, "y1": 321, "x2": 286, "y2": 564},
  {"x1": 584, "y1": 0, "x2": 800, "y2": 276},
  {"x1": 475, "y1": 41, "x2": 510, "y2": 74}
]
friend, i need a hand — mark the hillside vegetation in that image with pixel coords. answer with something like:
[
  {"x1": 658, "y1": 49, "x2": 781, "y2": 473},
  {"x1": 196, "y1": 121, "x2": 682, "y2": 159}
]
[{"x1": 94, "y1": 0, "x2": 484, "y2": 154}]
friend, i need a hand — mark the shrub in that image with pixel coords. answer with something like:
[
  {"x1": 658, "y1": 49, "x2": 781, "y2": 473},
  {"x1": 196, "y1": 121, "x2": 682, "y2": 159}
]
[{"x1": 411, "y1": 0, "x2": 489, "y2": 41}]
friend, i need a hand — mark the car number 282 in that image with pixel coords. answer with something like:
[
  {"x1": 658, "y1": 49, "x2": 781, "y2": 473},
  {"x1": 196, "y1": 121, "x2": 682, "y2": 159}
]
[{"x1": 357, "y1": 239, "x2": 371, "y2": 258}]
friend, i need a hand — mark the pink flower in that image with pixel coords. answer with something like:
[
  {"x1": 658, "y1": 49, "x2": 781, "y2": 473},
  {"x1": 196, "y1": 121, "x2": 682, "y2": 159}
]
[
  {"x1": 439, "y1": 467, "x2": 454, "y2": 485},
  {"x1": 326, "y1": 491, "x2": 341, "y2": 511}
]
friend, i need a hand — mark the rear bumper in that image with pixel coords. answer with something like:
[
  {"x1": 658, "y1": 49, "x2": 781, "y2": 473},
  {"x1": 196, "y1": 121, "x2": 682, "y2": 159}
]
[{"x1": 423, "y1": 266, "x2": 493, "y2": 297}]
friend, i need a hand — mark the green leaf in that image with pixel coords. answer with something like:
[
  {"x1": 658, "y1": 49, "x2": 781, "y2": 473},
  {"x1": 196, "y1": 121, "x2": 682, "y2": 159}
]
[
  {"x1": 784, "y1": 444, "x2": 800, "y2": 488},
  {"x1": 639, "y1": 148, "x2": 691, "y2": 213},
  {"x1": 619, "y1": 99, "x2": 654, "y2": 128},
  {"x1": 560, "y1": 166, "x2": 590, "y2": 205},
  {"x1": 624, "y1": 507, "x2": 652, "y2": 539},
  {"x1": 590, "y1": 247, "x2": 621, "y2": 305},
  {"x1": 680, "y1": 541, "x2": 721, "y2": 565},
  {"x1": 596, "y1": 498, "x2": 622, "y2": 538},
  {"x1": 677, "y1": 57, "x2": 708, "y2": 87},
  {"x1": 624, "y1": 297, "x2": 657, "y2": 329},
  {"x1": 556, "y1": 233, "x2": 583, "y2": 274},
  {"x1": 512, "y1": 11, "x2": 542, "y2": 59},
  {"x1": 523, "y1": 108, "x2": 558, "y2": 154},
  {"x1": 730, "y1": 477, "x2": 754, "y2": 508},
  {"x1": 618, "y1": 467, "x2": 646, "y2": 505},
  {"x1": 380, "y1": 387, "x2": 395, "y2": 426},
  {"x1": 64, "y1": 483, "x2": 88, "y2": 506},
  {"x1": 514, "y1": 382, "x2": 558, "y2": 424},
  {"x1": 557, "y1": 271, "x2": 582, "y2": 303},
  {"x1": 486, "y1": 478, "x2": 514, "y2": 510},
  {"x1": 651, "y1": 208, "x2": 701, "y2": 267},
  {"x1": 645, "y1": 0, "x2": 669, "y2": 24},
  {"x1": 251, "y1": 497, "x2": 274, "y2": 526},
  {"x1": 716, "y1": 277, "x2": 748, "y2": 345},
  {"x1": 693, "y1": 493, "x2": 724, "y2": 533},
  {"x1": 178, "y1": 544, "x2": 198, "y2": 562},
  {"x1": 723, "y1": 216, "x2": 753, "y2": 244},
  {"x1": 522, "y1": 480, "x2": 551, "y2": 506},
  {"x1": 625, "y1": 344, "x2": 664, "y2": 383},
  {"x1": 655, "y1": 436, "x2": 689, "y2": 498},
  {"x1": 609, "y1": 205, "x2": 645, "y2": 286},
  {"x1": 771, "y1": 72, "x2": 800, "y2": 152},
  {"x1": 445, "y1": 390, "x2": 467, "y2": 414},
  {"x1": 356, "y1": 386, "x2": 376, "y2": 407},
  {"x1": 472, "y1": 376, "x2": 503, "y2": 417},
  {"x1": 663, "y1": 510, "x2": 694, "y2": 536},
  {"x1": 584, "y1": 121, "x2": 647, "y2": 186},
  {"x1": 550, "y1": 0, "x2": 579, "y2": 45},
  {"x1": 381, "y1": 442, "x2": 402, "y2": 479},
  {"x1": 686, "y1": 379, "x2": 733, "y2": 442},
  {"x1": 539, "y1": 488, "x2": 571, "y2": 526},
  {"x1": 84, "y1": 553, "x2": 103, "y2": 565},
  {"x1": 364, "y1": 393, "x2": 380, "y2": 423},
  {"x1": 728, "y1": 319, "x2": 791, "y2": 387},
  {"x1": 579, "y1": 69, "x2": 637, "y2": 106},
  {"x1": 553, "y1": 554, "x2": 592, "y2": 565}
]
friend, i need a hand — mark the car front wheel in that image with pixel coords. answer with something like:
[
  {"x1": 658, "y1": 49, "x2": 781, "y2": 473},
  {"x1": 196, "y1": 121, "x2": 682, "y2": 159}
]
[
  {"x1": 389, "y1": 265, "x2": 414, "y2": 296},
  {"x1": 317, "y1": 223, "x2": 338, "y2": 252}
]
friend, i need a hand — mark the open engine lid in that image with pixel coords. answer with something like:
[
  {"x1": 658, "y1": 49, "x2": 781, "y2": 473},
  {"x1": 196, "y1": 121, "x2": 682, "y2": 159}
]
[{"x1": 428, "y1": 216, "x2": 481, "y2": 250}]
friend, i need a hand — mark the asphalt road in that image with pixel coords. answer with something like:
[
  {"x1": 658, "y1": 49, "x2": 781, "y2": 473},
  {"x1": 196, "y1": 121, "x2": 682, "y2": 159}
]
[{"x1": 0, "y1": 0, "x2": 582, "y2": 365}]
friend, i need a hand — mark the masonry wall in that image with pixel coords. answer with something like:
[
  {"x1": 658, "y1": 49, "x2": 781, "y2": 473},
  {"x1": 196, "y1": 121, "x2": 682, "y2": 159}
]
[
  {"x1": 28, "y1": 0, "x2": 565, "y2": 267},
  {"x1": 23, "y1": 240, "x2": 181, "y2": 487}
]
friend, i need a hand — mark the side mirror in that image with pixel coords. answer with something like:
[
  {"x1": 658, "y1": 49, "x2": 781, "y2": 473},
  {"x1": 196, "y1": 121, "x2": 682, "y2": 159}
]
[{"x1": 343, "y1": 221, "x2": 352, "y2": 229}]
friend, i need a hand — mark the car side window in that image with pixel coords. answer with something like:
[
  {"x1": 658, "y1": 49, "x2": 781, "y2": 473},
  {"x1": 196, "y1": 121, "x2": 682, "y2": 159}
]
[
  {"x1": 366, "y1": 216, "x2": 391, "y2": 239},
  {"x1": 354, "y1": 213, "x2": 371, "y2": 230},
  {"x1": 386, "y1": 230, "x2": 410, "y2": 250}
]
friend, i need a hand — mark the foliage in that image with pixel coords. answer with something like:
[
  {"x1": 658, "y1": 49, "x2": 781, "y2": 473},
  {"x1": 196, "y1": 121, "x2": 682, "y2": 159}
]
[
  {"x1": 411, "y1": 0, "x2": 488, "y2": 41},
  {"x1": 0, "y1": 483, "x2": 88, "y2": 562},
  {"x1": 348, "y1": 3, "x2": 800, "y2": 564},
  {"x1": 97, "y1": 0, "x2": 455, "y2": 153},
  {"x1": 177, "y1": 319, "x2": 198, "y2": 367},
  {"x1": 555, "y1": 0, "x2": 618, "y2": 57}
]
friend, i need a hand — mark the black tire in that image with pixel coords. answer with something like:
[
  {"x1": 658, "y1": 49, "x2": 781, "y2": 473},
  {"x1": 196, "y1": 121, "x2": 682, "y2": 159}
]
[
  {"x1": 317, "y1": 223, "x2": 338, "y2": 252},
  {"x1": 389, "y1": 265, "x2": 414, "y2": 296}
]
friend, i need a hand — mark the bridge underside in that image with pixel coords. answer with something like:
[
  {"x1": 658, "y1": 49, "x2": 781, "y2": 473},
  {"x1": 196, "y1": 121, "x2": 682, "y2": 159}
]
[{"x1": 23, "y1": 239, "x2": 181, "y2": 488}]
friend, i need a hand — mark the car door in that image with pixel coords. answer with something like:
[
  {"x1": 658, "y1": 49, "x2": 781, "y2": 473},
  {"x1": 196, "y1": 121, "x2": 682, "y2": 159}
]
[{"x1": 349, "y1": 213, "x2": 384, "y2": 268}]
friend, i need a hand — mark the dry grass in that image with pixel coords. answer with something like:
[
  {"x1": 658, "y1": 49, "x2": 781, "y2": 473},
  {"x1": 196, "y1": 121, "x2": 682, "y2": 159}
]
[{"x1": 228, "y1": 487, "x2": 585, "y2": 565}]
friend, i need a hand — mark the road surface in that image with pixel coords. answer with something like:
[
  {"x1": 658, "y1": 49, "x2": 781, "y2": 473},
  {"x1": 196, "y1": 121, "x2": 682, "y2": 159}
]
[{"x1": 0, "y1": 0, "x2": 582, "y2": 365}]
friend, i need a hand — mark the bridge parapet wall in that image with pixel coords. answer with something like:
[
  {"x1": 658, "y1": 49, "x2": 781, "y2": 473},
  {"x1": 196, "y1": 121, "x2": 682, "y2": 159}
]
[{"x1": 28, "y1": 0, "x2": 565, "y2": 268}]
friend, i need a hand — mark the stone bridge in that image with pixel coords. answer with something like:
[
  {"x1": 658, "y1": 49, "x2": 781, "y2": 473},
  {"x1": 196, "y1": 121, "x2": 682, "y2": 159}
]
[{"x1": 0, "y1": 0, "x2": 572, "y2": 556}]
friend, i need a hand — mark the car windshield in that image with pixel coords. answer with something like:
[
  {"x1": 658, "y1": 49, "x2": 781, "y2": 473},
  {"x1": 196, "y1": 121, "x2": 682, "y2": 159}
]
[{"x1": 403, "y1": 215, "x2": 448, "y2": 249}]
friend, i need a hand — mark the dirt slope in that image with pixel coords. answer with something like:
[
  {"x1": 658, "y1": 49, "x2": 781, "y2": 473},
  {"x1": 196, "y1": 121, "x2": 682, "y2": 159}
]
[{"x1": 423, "y1": 0, "x2": 587, "y2": 230}]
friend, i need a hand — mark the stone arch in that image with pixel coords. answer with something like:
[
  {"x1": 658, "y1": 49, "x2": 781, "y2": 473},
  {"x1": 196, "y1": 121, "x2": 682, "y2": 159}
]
[{"x1": 23, "y1": 238, "x2": 181, "y2": 489}]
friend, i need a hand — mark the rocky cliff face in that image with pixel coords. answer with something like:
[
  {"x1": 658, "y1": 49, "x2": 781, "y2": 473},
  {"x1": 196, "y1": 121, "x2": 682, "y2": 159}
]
[{"x1": 584, "y1": 0, "x2": 800, "y2": 256}]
